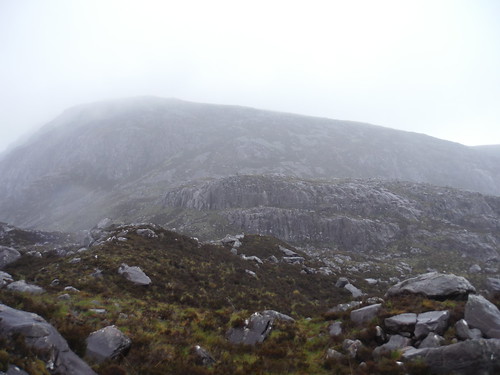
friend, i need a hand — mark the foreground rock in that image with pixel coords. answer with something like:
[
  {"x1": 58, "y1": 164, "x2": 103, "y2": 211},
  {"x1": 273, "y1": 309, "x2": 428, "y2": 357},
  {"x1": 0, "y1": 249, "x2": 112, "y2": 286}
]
[
  {"x1": 0, "y1": 246, "x2": 21, "y2": 269},
  {"x1": 85, "y1": 325, "x2": 132, "y2": 363},
  {"x1": 403, "y1": 338, "x2": 500, "y2": 374},
  {"x1": 0, "y1": 304, "x2": 96, "y2": 374},
  {"x1": 464, "y1": 294, "x2": 500, "y2": 338},
  {"x1": 118, "y1": 263, "x2": 152, "y2": 286},
  {"x1": 386, "y1": 272, "x2": 476, "y2": 299},
  {"x1": 227, "y1": 310, "x2": 294, "y2": 345}
]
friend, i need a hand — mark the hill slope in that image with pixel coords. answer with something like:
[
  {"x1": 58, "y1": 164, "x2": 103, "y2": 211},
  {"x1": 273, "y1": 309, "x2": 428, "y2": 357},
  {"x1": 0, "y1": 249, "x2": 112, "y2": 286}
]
[{"x1": 0, "y1": 97, "x2": 500, "y2": 231}]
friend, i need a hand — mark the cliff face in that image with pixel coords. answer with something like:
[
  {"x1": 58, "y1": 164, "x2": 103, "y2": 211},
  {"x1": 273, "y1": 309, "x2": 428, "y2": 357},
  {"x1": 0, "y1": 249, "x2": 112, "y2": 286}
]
[
  {"x1": 162, "y1": 176, "x2": 500, "y2": 261},
  {"x1": 1, "y1": 97, "x2": 500, "y2": 231}
]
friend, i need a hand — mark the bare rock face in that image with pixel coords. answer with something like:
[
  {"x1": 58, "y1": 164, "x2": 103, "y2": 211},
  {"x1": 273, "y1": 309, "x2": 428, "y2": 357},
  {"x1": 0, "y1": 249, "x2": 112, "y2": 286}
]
[
  {"x1": 0, "y1": 246, "x2": 20, "y2": 269},
  {"x1": 0, "y1": 304, "x2": 96, "y2": 375},
  {"x1": 385, "y1": 272, "x2": 476, "y2": 299},
  {"x1": 117, "y1": 263, "x2": 151, "y2": 286},
  {"x1": 464, "y1": 294, "x2": 500, "y2": 338},
  {"x1": 403, "y1": 338, "x2": 500, "y2": 374},
  {"x1": 85, "y1": 325, "x2": 131, "y2": 363}
]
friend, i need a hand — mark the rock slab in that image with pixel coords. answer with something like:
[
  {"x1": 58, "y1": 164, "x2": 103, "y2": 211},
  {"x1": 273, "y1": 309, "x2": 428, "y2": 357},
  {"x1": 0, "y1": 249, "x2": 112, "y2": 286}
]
[
  {"x1": 85, "y1": 325, "x2": 131, "y2": 363},
  {"x1": 118, "y1": 263, "x2": 152, "y2": 285}
]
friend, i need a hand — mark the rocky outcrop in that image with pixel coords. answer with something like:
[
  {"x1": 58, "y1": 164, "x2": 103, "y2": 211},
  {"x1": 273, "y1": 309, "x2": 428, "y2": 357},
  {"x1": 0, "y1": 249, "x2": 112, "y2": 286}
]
[
  {"x1": 403, "y1": 339, "x2": 500, "y2": 374},
  {"x1": 0, "y1": 304, "x2": 96, "y2": 374},
  {"x1": 385, "y1": 272, "x2": 476, "y2": 299},
  {"x1": 6, "y1": 280, "x2": 45, "y2": 294},
  {"x1": 464, "y1": 294, "x2": 500, "y2": 338},
  {"x1": 118, "y1": 263, "x2": 151, "y2": 286}
]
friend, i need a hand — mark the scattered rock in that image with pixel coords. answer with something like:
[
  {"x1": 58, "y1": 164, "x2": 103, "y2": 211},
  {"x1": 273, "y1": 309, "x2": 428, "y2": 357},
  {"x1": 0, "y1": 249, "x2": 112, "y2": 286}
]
[
  {"x1": 282, "y1": 256, "x2": 305, "y2": 264},
  {"x1": 0, "y1": 246, "x2": 21, "y2": 269},
  {"x1": 327, "y1": 301, "x2": 362, "y2": 314},
  {"x1": 344, "y1": 283, "x2": 363, "y2": 298},
  {"x1": 64, "y1": 286, "x2": 80, "y2": 292},
  {"x1": 279, "y1": 245, "x2": 298, "y2": 257},
  {"x1": 85, "y1": 325, "x2": 131, "y2": 363},
  {"x1": 58, "y1": 294, "x2": 71, "y2": 300},
  {"x1": 342, "y1": 339, "x2": 363, "y2": 358},
  {"x1": 403, "y1": 338, "x2": 500, "y2": 374},
  {"x1": 365, "y1": 278, "x2": 378, "y2": 285},
  {"x1": 486, "y1": 277, "x2": 500, "y2": 294},
  {"x1": 325, "y1": 348, "x2": 345, "y2": 360},
  {"x1": 136, "y1": 228, "x2": 158, "y2": 238},
  {"x1": 385, "y1": 272, "x2": 476, "y2": 299},
  {"x1": 455, "y1": 319, "x2": 483, "y2": 340},
  {"x1": 245, "y1": 269, "x2": 257, "y2": 278},
  {"x1": 418, "y1": 332, "x2": 444, "y2": 348},
  {"x1": 118, "y1": 263, "x2": 152, "y2": 286},
  {"x1": 373, "y1": 335, "x2": 411, "y2": 359},
  {"x1": 193, "y1": 345, "x2": 215, "y2": 366},
  {"x1": 328, "y1": 321, "x2": 342, "y2": 337},
  {"x1": 414, "y1": 310, "x2": 450, "y2": 339},
  {"x1": 464, "y1": 294, "x2": 500, "y2": 338},
  {"x1": 0, "y1": 271, "x2": 13, "y2": 288},
  {"x1": 97, "y1": 218, "x2": 113, "y2": 230},
  {"x1": 335, "y1": 277, "x2": 349, "y2": 288},
  {"x1": 0, "y1": 304, "x2": 96, "y2": 374},
  {"x1": 350, "y1": 304, "x2": 382, "y2": 325},
  {"x1": 227, "y1": 310, "x2": 293, "y2": 345},
  {"x1": 69, "y1": 257, "x2": 81, "y2": 264},
  {"x1": 6, "y1": 280, "x2": 45, "y2": 294},
  {"x1": 89, "y1": 309, "x2": 106, "y2": 314},
  {"x1": 240, "y1": 255, "x2": 263, "y2": 264},
  {"x1": 384, "y1": 313, "x2": 417, "y2": 334},
  {"x1": 468, "y1": 264, "x2": 481, "y2": 274}
]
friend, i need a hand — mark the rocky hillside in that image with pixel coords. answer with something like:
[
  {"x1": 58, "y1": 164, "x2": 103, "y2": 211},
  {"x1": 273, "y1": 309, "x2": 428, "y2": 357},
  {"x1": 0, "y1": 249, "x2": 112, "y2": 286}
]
[
  {"x1": 1, "y1": 221, "x2": 500, "y2": 374},
  {"x1": 157, "y1": 176, "x2": 500, "y2": 269},
  {"x1": 1, "y1": 97, "x2": 500, "y2": 231}
]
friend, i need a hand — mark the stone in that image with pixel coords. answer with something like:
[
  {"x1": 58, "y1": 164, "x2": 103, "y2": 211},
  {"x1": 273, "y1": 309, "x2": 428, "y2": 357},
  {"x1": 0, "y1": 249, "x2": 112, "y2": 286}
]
[
  {"x1": 0, "y1": 304, "x2": 96, "y2": 374},
  {"x1": 455, "y1": 319, "x2": 483, "y2": 340},
  {"x1": 193, "y1": 345, "x2": 215, "y2": 366},
  {"x1": 282, "y1": 256, "x2": 305, "y2": 264},
  {"x1": 58, "y1": 294, "x2": 71, "y2": 300},
  {"x1": 468, "y1": 264, "x2": 481, "y2": 274},
  {"x1": 486, "y1": 277, "x2": 500, "y2": 294},
  {"x1": 328, "y1": 321, "x2": 342, "y2": 337},
  {"x1": 385, "y1": 313, "x2": 417, "y2": 334},
  {"x1": 325, "y1": 348, "x2": 345, "y2": 360},
  {"x1": 365, "y1": 278, "x2": 378, "y2": 285},
  {"x1": 136, "y1": 228, "x2": 158, "y2": 238},
  {"x1": 97, "y1": 218, "x2": 113, "y2": 230},
  {"x1": 366, "y1": 296, "x2": 384, "y2": 305},
  {"x1": 327, "y1": 301, "x2": 361, "y2": 314},
  {"x1": 69, "y1": 257, "x2": 81, "y2": 264},
  {"x1": 6, "y1": 280, "x2": 45, "y2": 294},
  {"x1": 335, "y1": 277, "x2": 349, "y2": 288},
  {"x1": 118, "y1": 263, "x2": 152, "y2": 285},
  {"x1": 344, "y1": 283, "x2": 363, "y2": 298},
  {"x1": 3, "y1": 365, "x2": 30, "y2": 375},
  {"x1": 245, "y1": 269, "x2": 257, "y2": 278},
  {"x1": 0, "y1": 271, "x2": 13, "y2": 288},
  {"x1": 402, "y1": 338, "x2": 500, "y2": 374},
  {"x1": 342, "y1": 339, "x2": 363, "y2": 358},
  {"x1": 373, "y1": 335, "x2": 411, "y2": 359},
  {"x1": 418, "y1": 332, "x2": 444, "y2": 348},
  {"x1": 64, "y1": 286, "x2": 80, "y2": 292},
  {"x1": 350, "y1": 304, "x2": 382, "y2": 325},
  {"x1": 240, "y1": 255, "x2": 263, "y2": 264},
  {"x1": 279, "y1": 245, "x2": 299, "y2": 257},
  {"x1": 50, "y1": 278, "x2": 60, "y2": 286},
  {"x1": 385, "y1": 272, "x2": 476, "y2": 299},
  {"x1": 226, "y1": 310, "x2": 294, "y2": 345},
  {"x1": 414, "y1": 311, "x2": 450, "y2": 339},
  {"x1": 0, "y1": 246, "x2": 21, "y2": 269},
  {"x1": 464, "y1": 294, "x2": 500, "y2": 338},
  {"x1": 375, "y1": 325, "x2": 386, "y2": 344},
  {"x1": 85, "y1": 325, "x2": 131, "y2": 363}
]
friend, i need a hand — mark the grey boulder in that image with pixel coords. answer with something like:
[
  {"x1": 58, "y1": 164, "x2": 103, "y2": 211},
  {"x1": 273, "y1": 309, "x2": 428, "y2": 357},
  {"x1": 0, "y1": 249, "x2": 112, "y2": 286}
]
[
  {"x1": 385, "y1": 272, "x2": 476, "y2": 299},
  {"x1": 486, "y1": 277, "x2": 500, "y2": 294},
  {"x1": 6, "y1": 280, "x2": 45, "y2": 294},
  {"x1": 0, "y1": 271, "x2": 13, "y2": 288},
  {"x1": 350, "y1": 303, "x2": 381, "y2": 325},
  {"x1": 384, "y1": 313, "x2": 417, "y2": 334},
  {"x1": 418, "y1": 332, "x2": 444, "y2": 348},
  {"x1": 464, "y1": 294, "x2": 500, "y2": 338},
  {"x1": 85, "y1": 325, "x2": 131, "y2": 363},
  {"x1": 344, "y1": 283, "x2": 363, "y2": 298},
  {"x1": 0, "y1": 246, "x2": 20, "y2": 269},
  {"x1": 226, "y1": 310, "x2": 294, "y2": 345},
  {"x1": 373, "y1": 334, "x2": 411, "y2": 359},
  {"x1": 403, "y1": 338, "x2": 500, "y2": 374},
  {"x1": 0, "y1": 304, "x2": 96, "y2": 374},
  {"x1": 193, "y1": 345, "x2": 215, "y2": 366},
  {"x1": 455, "y1": 319, "x2": 483, "y2": 340},
  {"x1": 118, "y1": 263, "x2": 151, "y2": 286},
  {"x1": 328, "y1": 321, "x2": 342, "y2": 337},
  {"x1": 414, "y1": 310, "x2": 450, "y2": 339}
]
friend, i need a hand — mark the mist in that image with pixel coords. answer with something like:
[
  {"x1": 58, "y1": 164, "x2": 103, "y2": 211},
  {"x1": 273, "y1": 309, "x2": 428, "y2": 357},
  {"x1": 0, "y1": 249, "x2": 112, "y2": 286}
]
[{"x1": 1, "y1": 0, "x2": 500, "y2": 152}]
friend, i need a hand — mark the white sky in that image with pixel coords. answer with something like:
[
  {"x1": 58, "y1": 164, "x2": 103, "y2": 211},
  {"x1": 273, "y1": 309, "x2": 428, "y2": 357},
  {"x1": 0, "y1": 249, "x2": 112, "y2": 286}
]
[{"x1": 1, "y1": 0, "x2": 500, "y2": 152}]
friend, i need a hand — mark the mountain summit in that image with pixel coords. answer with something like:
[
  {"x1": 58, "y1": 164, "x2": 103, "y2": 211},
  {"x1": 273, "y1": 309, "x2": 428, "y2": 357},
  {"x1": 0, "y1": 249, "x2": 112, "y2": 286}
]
[{"x1": 0, "y1": 96, "x2": 499, "y2": 231}]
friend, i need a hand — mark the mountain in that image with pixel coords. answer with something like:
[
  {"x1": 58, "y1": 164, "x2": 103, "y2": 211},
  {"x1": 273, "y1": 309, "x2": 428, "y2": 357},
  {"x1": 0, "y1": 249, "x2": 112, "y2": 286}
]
[{"x1": 0, "y1": 96, "x2": 500, "y2": 232}]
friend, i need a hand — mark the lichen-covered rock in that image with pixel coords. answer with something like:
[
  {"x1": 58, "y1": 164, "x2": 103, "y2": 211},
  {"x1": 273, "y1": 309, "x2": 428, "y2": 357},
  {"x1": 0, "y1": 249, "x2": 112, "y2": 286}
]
[
  {"x1": 118, "y1": 263, "x2": 151, "y2": 285},
  {"x1": 0, "y1": 246, "x2": 20, "y2": 269},
  {"x1": 385, "y1": 272, "x2": 476, "y2": 299},
  {"x1": 6, "y1": 280, "x2": 45, "y2": 294},
  {"x1": 350, "y1": 304, "x2": 381, "y2": 325},
  {"x1": 403, "y1": 338, "x2": 500, "y2": 374},
  {"x1": 0, "y1": 304, "x2": 96, "y2": 374},
  {"x1": 464, "y1": 294, "x2": 500, "y2": 338},
  {"x1": 85, "y1": 325, "x2": 131, "y2": 363}
]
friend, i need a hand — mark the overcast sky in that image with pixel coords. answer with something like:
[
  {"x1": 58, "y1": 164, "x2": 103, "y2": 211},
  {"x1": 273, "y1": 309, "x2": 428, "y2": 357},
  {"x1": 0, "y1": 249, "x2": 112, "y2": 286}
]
[{"x1": 1, "y1": 0, "x2": 499, "y2": 152}]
